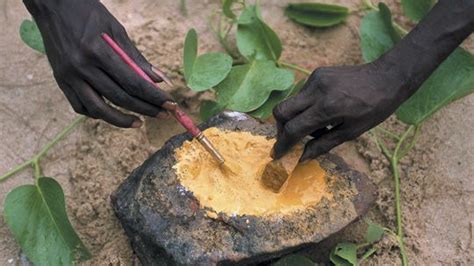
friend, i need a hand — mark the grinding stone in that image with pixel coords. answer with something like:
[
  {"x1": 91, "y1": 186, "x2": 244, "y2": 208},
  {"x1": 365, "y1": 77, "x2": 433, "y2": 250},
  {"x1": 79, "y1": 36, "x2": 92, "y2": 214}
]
[{"x1": 112, "y1": 112, "x2": 376, "y2": 265}]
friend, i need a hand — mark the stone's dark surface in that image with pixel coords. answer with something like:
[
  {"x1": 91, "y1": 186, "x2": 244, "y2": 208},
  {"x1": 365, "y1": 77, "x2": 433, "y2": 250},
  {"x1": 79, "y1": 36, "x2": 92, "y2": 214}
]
[{"x1": 112, "y1": 112, "x2": 376, "y2": 265}]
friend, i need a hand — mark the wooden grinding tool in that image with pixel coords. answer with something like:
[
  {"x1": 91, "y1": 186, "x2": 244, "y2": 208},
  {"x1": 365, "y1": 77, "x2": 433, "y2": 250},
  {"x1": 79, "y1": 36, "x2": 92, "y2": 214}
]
[{"x1": 261, "y1": 145, "x2": 304, "y2": 193}]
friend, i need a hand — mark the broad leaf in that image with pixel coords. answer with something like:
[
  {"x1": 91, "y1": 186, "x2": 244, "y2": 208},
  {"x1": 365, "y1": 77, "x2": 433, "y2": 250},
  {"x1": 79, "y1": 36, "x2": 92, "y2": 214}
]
[
  {"x1": 329, "y1": 243, "x2": 358, "y2": 266},
  {"x1": 237, "y1": 5, "x2": 282, "y2": 61},
  {"x1": 20, "y1": 19, "x2": 45, "y2": 54},
  {"x1": 273, "y1": 254, "x2": 315, "y2": 266},
  {"x1": 200, "y1": 100, "x2": 224, "y2": 121},
  {"x1": 183, "y1": 29, "x2": 198, "y2": 82},
  {"x1": 285, "y1": 3, "x2": 349, "y2": 28},
  {"x1": 4, "y1": 177, "x2": 91, "y2": 265},
  {"x1": 360, "y1": 3, "x2": 400, "y2": 63},
  {"x1": 183, "y1": 29, "x2": 232, "y2": 91},
  {"x1": 223, "y1": 0, "x2": 237, "y2": 19},
  {"x1": 216, "y1": 60, "x2": 294, "y2": 112},
  {"x1": 187, "y1": 52, "x2": 233, "y2": 91},
  {"x1": 401, "y1": 0, "x2": 434, "y2": 22},
  {"x1": 249, "y1": 79, "x2": 305, "y2": 119},
  {"x1": 366, "y1": 221, "x2": 385, "y2": 244},
  {"x1": 396, "y1": 48, "x2": 474, "y2": 125}
]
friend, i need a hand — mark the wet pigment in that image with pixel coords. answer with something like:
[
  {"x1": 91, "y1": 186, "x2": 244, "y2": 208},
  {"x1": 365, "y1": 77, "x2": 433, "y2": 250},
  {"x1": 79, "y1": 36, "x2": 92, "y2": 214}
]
[{"x1": 174, "y1": 128, "x2": 332, "y2": 216}]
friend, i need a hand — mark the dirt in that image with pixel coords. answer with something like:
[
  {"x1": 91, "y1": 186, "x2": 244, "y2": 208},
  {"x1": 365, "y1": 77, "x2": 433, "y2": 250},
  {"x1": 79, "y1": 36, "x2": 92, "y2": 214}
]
[{"x1": 0, "y1": 0, "x2": 472, "y2": 265}]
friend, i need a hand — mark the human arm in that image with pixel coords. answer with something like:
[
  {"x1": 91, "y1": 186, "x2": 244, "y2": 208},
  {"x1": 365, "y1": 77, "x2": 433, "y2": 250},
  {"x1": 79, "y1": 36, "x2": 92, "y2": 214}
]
[
  {"x1": 23, "y1": 0, "x2": 174, "y2": 128},
  {"x1": 272, "y1": 0, "x2": 474, "y2": 161}
]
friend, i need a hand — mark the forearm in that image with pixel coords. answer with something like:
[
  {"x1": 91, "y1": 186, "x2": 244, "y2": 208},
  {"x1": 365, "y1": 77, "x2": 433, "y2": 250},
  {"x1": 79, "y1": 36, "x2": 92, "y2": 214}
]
[{"x1": 381, "y1": 0, "x2": 474, "y2": 101}]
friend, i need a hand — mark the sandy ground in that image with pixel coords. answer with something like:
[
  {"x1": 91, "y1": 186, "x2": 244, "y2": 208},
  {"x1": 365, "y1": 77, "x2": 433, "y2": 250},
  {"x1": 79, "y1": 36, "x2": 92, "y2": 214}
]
[{"x1": 0, "y1": 0, "x2": 472, "y2": 265}]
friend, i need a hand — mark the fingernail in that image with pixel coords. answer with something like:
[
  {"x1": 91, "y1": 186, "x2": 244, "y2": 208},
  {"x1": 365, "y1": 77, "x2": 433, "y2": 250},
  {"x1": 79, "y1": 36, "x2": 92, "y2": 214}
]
[
  {"x1": 162, "y1": 101, "x2": 178, "y2": 111},
  {"x1": 299, "y1": 153, "x2": 313, "y2": 163},
  {"x1": 131, "y1": 119, "x2": 143, "y2": 128},
  {"x1": 156, "y1": 111, "x2": 171, "y2": 119},
  {"x1": 152, "y1": 66, "x2": 174, "y2": 87},
  {"x1": 299, "y1": 157, "x2": 309, "y2": 163}
]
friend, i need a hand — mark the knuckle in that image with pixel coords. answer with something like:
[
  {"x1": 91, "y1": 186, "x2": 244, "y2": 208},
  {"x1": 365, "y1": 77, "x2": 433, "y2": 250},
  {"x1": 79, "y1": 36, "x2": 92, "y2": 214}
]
[
  {"x1": 69, "y1": 52, "x2": 87, "y2": 69},
  {"x1": 72, "y1": 105, "x2": 87, "y2": 115},
  {"x1": 83, "y1": 39, "x2": 104, "y2": 59},
  {"x1": 87, "y1": 104, "x2": 103, "y2": 117},
  {"x1": 283, "y1": 122, "x2": 297, "y2": 138},
  {"x1": 309, "y1": 67, "x2": 327, "y2": 82},
  {"x1": 113, "y1": 24, "x2": 128, "y2": 36},
  {"x1": 272, "y1": 103, "x2": 285, "y2": 120}
]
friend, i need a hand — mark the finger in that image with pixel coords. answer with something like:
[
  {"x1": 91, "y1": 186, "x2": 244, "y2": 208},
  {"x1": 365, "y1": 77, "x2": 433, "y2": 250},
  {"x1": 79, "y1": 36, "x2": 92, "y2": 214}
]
[
  {"x1": 273, "y1": 90, "x2": 312, "y2": 124},
  {"x1": 98, "y1": 41, "x2": 173, "y2": 107},
  {"x1": 273, "y1": 108, "x2": 334, "y2": 159},
  {"x1": 112, "y1": 27, "x2": 163, "y2": 83},
  {"x1": 56, "y1": 80, "x2": 89, "y2": 116},
  {"x1": 300, "y1": 130, "x2": 346, "y2": 162},
  {"x1": 82, "y1": 68, "x2": 168, "y2": 118},
  {"x1": 311, "y1": 127, "x2": 329, "y2": 139},
  {"x1": 72, "y1": 79, "x2": 141, "y2": 128}
]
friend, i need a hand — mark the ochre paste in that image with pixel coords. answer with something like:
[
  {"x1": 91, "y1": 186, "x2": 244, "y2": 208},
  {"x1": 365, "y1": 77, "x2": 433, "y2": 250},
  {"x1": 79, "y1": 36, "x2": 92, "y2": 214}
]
[{"x1": 174, "y1": 128, "x2": 332, "y2": 216}]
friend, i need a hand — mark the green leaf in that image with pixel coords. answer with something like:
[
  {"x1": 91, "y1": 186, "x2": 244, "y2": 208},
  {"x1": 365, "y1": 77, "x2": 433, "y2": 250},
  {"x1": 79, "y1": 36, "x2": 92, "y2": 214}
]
[
  {"x1": 222, "y1": 0, "x2": 237, "y2": 19},
  {"x1": 273, "y1": 254, "x2": 315, "y2": 266},
  {"x1": 285, "y1": 3, "x2": 350, "y2": 28},
  {"x1": 396, "y1": 48, "x2": 474, "y2": 125},
  {"x1": 249, "y1": 79, "x2": 305, "y2": 119},
  {"x1": 366, "y1": 221, "x2": 385, "y2": 244},
  {"x1": 183, "y1": 29, "x2": 198, "y2": 82},
  {"x1": 19, "y1": 19, "x2": 45, "y2": 54},
  {"x1": 187, "y1": 52, "x2": 233, "y2": 91},
  {"x1": 237, "y1": 5, "x2": 282, "y2": 61},
  {"x1": 183, "y1": 29, "x2": 233, "y2": 91},
  {"x1": 330, "y1": 243, "x2": 358, "y2": 266},
  {"x1": 216, "y1": 60, "x2": 294, "y2": 112},
  {"x1": 360, "y1": 3, "x2": 400, "y2": 63},
  {"x1": 4, "y1": 177, "x2": 91, "y2": 265},
  {"x1": 401, "y1": 0, "x2": 434, "y2": 22},
  {"x1": 200, "y1": 100, "x2": 224, "y2": 121}
]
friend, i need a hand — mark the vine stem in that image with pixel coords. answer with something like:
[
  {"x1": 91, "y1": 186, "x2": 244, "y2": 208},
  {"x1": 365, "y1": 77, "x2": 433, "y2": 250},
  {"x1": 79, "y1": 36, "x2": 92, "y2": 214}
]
[
  {"x1": 278, "y1": 61, "x2": 312, "y2": 76},
  {"x1": 0, "y1": 116, "x2": 86, "y2": 182},
  {"x1": 391, "y1": 125, "x2": 418, "y2": 266},
  {"x1": 362, "y1": 0, "x2": 409, "y2": 36},
  {"x1": 372, "y1": 123, "x2": 420, "y2": 266}
]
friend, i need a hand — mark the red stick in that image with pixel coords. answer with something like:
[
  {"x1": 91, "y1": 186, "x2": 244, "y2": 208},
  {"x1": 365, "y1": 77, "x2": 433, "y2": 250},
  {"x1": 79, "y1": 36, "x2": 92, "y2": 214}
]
[{"x1": 101, "y1": 33, "x2": 201, "y2": 137}]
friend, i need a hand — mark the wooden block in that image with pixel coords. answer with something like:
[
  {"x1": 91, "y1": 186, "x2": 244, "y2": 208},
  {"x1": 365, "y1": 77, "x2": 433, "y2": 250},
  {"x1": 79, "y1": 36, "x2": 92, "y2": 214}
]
[{"x1": 261, "y1": 145, "x2": 303, "y2": 193}]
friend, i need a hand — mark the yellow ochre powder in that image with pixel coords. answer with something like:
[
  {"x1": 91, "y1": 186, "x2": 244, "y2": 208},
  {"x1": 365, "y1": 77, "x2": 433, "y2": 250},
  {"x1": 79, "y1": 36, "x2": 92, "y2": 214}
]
[{"x1": 173, "y1": 128, "x2": 332, "y2": 216}]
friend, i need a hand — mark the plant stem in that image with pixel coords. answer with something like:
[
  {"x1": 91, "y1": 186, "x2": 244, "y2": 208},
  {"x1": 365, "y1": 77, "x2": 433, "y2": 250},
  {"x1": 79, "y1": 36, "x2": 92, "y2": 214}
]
[
  {"x1": 0, "y1": 160, "x2": 33, "y2": 182},
  {"x1": 35, "y1": 116, "x2": 86, "y2": 160},
  {"x1": 180, "y1": 0, "x2": 187, "y2": 16},
  {"x1": 278, "y1": 61, "x2": 312, "y2": 76},
  {"x1": 359, "y1": 247, "x2": 377, "y2": 263},
  {"x1": 0, "y1": 116, "x2": 86, "y2": 182},
  {"x1": 376, "y1": 126, "x2": 400, "y2": 140},
  {"x1": 390, "y1": 125, "x2": 414, "y2": 266},
  {"x1": 33, "y1": 159, "x2": 41, "y2": 179},
  {"x1": 398, "y1": 125, "x2": 421, "y2": 159},
  {"x1": 370, "y1": 130, "x2": 392, "y2": 158}
]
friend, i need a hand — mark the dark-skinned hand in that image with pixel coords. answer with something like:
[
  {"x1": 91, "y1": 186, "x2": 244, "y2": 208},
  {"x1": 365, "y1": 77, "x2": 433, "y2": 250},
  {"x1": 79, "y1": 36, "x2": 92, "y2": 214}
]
[
  {"x1": 273, "y1": 0, "x2": 474, "y2": 162},
  {"x1": 272, "y1": 63, "x2": 406, "y2": 162},
  {"x1": 23, "y1": 0, "x2": 173, "y2": 128}
]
